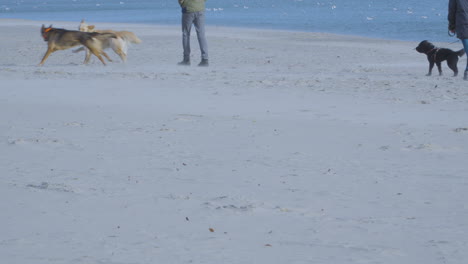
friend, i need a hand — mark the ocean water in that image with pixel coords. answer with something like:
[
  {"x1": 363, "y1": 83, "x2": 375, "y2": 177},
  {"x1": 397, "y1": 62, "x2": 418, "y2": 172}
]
[{"x1": 0, "y1": 0, "x2": 453, "y2": 42}]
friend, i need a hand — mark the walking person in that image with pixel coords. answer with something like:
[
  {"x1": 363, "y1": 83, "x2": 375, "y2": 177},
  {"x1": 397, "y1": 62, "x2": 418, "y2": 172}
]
[
  {"x1": 178, "y1": 0, "x2": 209, "y2": 67},
  {"x1": 449, "y1": 0, "x2": 468, "y2": 80}
]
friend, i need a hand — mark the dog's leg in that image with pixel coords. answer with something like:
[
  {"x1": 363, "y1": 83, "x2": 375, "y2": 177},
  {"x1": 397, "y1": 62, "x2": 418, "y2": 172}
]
[
  {"x1": 111, "y1": 38, "x2": 127, "y2": 62},
  {"x1": 436, "y1": 62, "x2": 443, "y2": 76},
  {"x1": 114, "y1": 47, "x2": 127, "y2": 62},
  {"x1": 448, "y1": 57, "x2": 459, "y2": 76},
  {"x1": 84, "y1": 38, "x2": 107, "y2": 65},
  {"x1": 102, "y1": 51, "x2": 113, "y2": 62},
  {"x1": 95, "y1": 54, "x2": 107, "y2": 65},
  {"x1": 427, "y1": 61, "x2": 434, "y2": 76},
  {"x1": 88, "y1": 48, "x2": 107, "y2": 65},
  {"x1": 38, "y1": 47, "x2": 55, "y2": 66},
  {"x1": 84, "y1": 48, "x2": 92, "y2": 64}
]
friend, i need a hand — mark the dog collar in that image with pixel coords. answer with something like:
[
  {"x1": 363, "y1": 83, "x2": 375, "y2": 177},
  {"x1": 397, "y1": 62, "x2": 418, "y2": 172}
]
[
  {"x1": 426, "y1": 48, "x2": 438, "y2": 55},
  {"x1": 44, "y1": 28, "x2": 52, "y2": 33},
  {"x1": 432, "y1": 48, "x2": 440, "y2": 60}
]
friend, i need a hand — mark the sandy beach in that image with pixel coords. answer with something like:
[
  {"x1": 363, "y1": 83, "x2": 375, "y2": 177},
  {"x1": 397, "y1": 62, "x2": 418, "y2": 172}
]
[{"x1": 1, "y1": 19, "x2": 468, "y2": 264}]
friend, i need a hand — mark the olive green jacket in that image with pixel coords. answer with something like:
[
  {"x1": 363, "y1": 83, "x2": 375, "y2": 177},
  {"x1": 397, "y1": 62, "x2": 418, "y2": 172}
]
[{"x1": 178, "y1": 0, "x2": 206, "y2": 13}]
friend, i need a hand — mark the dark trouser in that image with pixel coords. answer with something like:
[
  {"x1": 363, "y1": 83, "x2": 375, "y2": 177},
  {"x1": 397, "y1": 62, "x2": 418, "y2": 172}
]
[{"x1": 182, "y1": 11, "x2": 208, "y2": 60}]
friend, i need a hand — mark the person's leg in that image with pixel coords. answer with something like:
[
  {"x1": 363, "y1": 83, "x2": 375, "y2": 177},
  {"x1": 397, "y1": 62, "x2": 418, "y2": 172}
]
[
  {"x1": 193, "y1": 11, "x2": 209, "y2": 64},
  {"x1": 461, "y1": 39, "x2": 468, "y2": 79},
  {"x1": 180, "y1": 12, "x2": 194, "y2": 64}
]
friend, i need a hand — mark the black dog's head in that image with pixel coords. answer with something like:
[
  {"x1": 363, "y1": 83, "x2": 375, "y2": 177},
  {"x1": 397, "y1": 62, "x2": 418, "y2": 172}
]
[{"x1": 416, "y1": 40, "x2": 435, "y2": 54}]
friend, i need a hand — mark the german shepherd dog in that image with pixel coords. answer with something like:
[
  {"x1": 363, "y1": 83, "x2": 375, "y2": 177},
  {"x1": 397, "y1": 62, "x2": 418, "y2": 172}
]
[
  {"x1": 415, "y1": 40, "x2": 465, "y2": 76},
  {"x1": 39, "y1": 24, "x2": 117, "y2": 66},
  {"x1": 74, "y1": 20, "x2": 142, "y2": 62}
]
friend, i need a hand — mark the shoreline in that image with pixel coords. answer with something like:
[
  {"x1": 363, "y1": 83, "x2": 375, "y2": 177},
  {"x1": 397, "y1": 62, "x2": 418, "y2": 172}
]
[{"x1": 0, "y1": 18, "x2": 452, "y2": 44}]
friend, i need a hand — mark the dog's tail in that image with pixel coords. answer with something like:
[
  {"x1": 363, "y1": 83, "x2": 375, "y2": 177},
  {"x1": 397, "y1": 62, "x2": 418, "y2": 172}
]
[
  {"x1": 457, "y1": 49, "x2": 465, "y2": 57},
  {"x1": 92, "y1": 32, "x2": 117, "y2": 41},
  {"x1": 118, "y1": 31, "x2": 142, "y2": 44}
]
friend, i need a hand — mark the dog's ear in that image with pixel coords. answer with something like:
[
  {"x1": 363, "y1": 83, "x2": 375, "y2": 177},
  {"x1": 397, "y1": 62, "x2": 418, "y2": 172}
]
[
  {"x1": 41, "y1": 24, "x2": 45, "y2": 29},
  {"x1": 89, "y1": 25, "x2": 95, "y2": 30},
  {"x1": 49, "y1": 24, "x2": 53, "y2": 28}
]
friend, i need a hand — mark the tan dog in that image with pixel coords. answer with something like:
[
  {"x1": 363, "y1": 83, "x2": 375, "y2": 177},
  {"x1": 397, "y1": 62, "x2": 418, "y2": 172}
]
[
  {"x1": 39, "y1": 24, "x2": 117, "y2": 66},
  {"x1": 75, "y1": 19, "x2": 142, "y2": 62}
]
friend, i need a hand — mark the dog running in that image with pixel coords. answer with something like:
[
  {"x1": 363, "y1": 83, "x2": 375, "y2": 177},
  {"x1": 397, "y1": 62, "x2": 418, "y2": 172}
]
[
  {"x1": 74, "y1": 19, "x2": 142, "y2": 63},
  {"x1": 39, "y1": 24, "x2": 117, "y2": 66},
  {"x1": 415, "y1": 40, "x2": 465, "y2": 76}
]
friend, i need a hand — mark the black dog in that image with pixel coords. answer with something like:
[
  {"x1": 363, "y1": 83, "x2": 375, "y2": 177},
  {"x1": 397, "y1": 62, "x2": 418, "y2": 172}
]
[{"x1": 415, "y1": 40, "x2": 465, "y2": 76}]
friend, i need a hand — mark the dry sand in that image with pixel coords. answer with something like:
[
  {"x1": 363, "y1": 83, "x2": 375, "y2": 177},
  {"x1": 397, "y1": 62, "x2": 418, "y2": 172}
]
[{"x1": 1, "y1": 19, "x2": 468, "y2": 264}]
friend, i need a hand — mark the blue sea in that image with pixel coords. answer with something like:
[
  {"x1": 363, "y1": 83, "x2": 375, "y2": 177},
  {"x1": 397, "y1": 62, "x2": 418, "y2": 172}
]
[{"x1": 0, "y1": 0, "x2": 453, "y2": 42}]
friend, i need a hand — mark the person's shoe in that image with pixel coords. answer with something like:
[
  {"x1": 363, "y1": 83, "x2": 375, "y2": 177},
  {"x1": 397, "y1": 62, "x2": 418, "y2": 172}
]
[
  {"x1": 178, "y1": 59, "x2": 190, "y2": 66},
  {"x1": 464, "y1": 70, "x2": 468, "y2": 81},
  {"x1": 198, "y1": 59, "x2": 209, "y2": 67}
]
